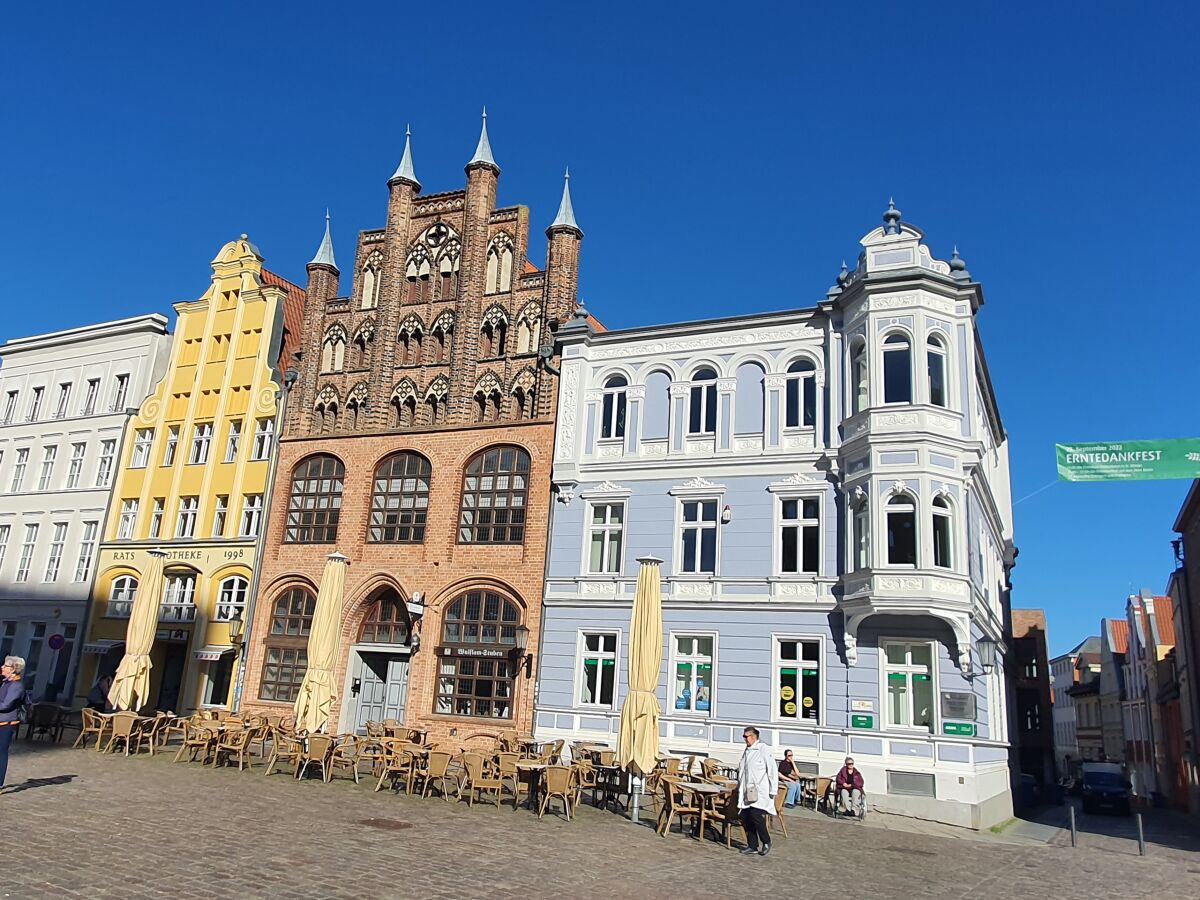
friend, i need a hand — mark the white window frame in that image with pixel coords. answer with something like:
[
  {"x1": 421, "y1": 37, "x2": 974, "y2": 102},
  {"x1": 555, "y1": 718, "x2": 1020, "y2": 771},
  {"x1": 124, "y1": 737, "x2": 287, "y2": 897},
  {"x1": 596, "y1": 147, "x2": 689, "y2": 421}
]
[
  {"x1": 239, "y1": 494, "x2": 263, "y2": 538},
  {"x1": 15, "y1": 523, "x2": 38, "y2": 582},
  {"x1": 110, "y1": 373, "x2": 129, "y2": 411},
  {"x1": 783, "y1": 357, "x2": 819, "y2": 430},
  {"x1": 66, "y1": 442, "x2": 86, "y2": 489},
  {"x1": 881, "y1": 331, "x2": 914, "y2": 405},
  {"x1": 73, "y1": 521, "x2": 98, "y2": 582},
  {"x1": 10, "y1": 448, "x2": 29, "y2": 492},
  {"x1": 37, "y1": 445, "x2": 57, "y2": 490},
  {"x1": 96, "y1": 440, "x2": 116, "y2": 487},
  {"x1": 162, "y1": 426, "x2": 179, "y2": 466},
  {"x1": 55, "y1": 382, "x2": 72, "y2": 419},
  {"x1": 117, "y1": 499, "x2": 139, "y2": 540},
  {"x1": 2, "y1": 391, "x2": 17, "y2": 424},
  {"x1": 687, "y1": 370, "x2": 718, "y2": 436},
  {"x1": 215, "y1": 575, "x2": 249, "y2": 621},
  {"x1": 675, "y1": 497, "x2": 720, "y2": 576},
  {"x1": 189, "y1": 423, "x2": 213, "y2": 465},
  {"x1": 772, "y1": 490, "x2": 822, "y2": 577},
  {"x1": 849, "y1": 338, "x2": 868, "y2": 416},
  {"x1": 574, "y1": 629, "x2": 621, "y2": 709},
  {"x1": 881, "y1": 638, "x2": 938, "y2": 734},
  {"x1": 852, "y1": 497, "x2": 870, "y2": 571},
  {"x1": 225, "y1": 419, "x2": 242, "y2": 463},
  {"x1": 600, "y1": 376, "x2": 628, "y2": 440},
  {"x1": 585, "y1": 499, "x2": 627, "y2": 575},
  {"x1": 27, "y1": 386, "x2": 44, "y2": 421},
  {"x1": 81, "y1": 379, "x2": 100, "y2": 415},
  {"x1": 163, "y1": 572, "x2": 197, "y2": 607},
  {"x1": 43, "y1": 522, "x2": 67, "y2": 582},
  {"x1": 931, "y1": 494, "x2": 955, "y2": 570},
  {"x1": 885, "y1": 491, "x2": 918, "y2": 568},
  {"x1": 0, "y1": 524, "x2": 10, "y2": 570},
  {"x1": 926, "y1": 331, "x2": 950, "y2": 409},
  {"x1": 668, "y1": 632, "x2": 717, "y2": 717},
  {"x1": 770, "y1": 634, "x2": 825, "y2": 726},
  {"x1": 212, "y1": 496, "x2": 228, "y2": 538},
  {"x1": 176, "y1": 497, "x2": 198, "y2": 538},
  {"x1": 130, "y1": 429, "x2": 154, "y2": 468},
  {"x1": 251, "y1": 417, "x2": 274, "y2": 461},
  {"x1": 149, "y1": 498, "x2": 164, "y2": 538}
]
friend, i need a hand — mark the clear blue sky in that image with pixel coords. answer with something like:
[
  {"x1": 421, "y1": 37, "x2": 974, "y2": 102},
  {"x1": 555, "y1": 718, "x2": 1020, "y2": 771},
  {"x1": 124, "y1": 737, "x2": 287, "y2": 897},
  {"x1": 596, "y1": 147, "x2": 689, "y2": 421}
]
[{"x1": 2, "y1": 2, "x2": 1196, "y2": 654}]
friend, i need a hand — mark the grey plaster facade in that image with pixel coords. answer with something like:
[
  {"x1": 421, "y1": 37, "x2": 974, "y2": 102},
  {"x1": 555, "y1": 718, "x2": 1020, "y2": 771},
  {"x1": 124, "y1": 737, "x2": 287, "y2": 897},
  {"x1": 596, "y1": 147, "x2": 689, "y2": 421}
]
[
  {"x1": 0, "y1": 315, "x2": 171, "y2": 702},
  {"x1": 534, "y1": 208, "x2": 1016, "y2": 828}
]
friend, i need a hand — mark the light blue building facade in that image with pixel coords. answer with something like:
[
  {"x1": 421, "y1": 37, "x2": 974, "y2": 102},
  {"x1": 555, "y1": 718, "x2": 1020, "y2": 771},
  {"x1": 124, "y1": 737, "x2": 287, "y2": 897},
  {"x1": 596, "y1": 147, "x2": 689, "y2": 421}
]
[{"x1": 534, "y1": 205, "x2": 1016, "y2": 828}]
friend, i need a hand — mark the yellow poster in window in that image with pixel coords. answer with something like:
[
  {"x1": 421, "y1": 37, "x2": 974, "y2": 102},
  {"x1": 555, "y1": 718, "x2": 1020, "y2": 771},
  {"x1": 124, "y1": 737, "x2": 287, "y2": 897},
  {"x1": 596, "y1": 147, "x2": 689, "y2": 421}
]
[
  {"x1": 784, "y1": 701, "x2": 797, "y2": 715},
  {"x1": 780, "y1": 685, "x2": 795, "y2": 702},
  {"x1": 802, "y1": 696, "x2": 813, "y2": 708}
]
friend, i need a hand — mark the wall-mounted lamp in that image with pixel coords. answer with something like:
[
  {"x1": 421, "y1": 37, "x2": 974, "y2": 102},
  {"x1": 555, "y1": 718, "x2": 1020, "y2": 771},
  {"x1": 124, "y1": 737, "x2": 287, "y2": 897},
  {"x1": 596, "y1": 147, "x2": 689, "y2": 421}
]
[
  {"x1": 513, "y1": 624, "x2": 534, "y2": 678},
  {"x1": 227, "y1": 612, "x2": 245, "y2": 645},
  {"x1": 721, "y1": 504, "x2": 733, "y2": 524},
  {"x1": 963, "y1": 635, "x2": 998, "y2": 681}
]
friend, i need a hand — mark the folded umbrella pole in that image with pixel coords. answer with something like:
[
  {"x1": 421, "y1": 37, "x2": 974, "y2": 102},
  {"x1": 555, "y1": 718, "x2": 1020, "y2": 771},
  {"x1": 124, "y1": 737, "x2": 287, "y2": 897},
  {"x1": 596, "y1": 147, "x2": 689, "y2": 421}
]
[
  {"x1": 293, "y1": 552, "x2": 349, "y2": 734},
  {"x1": 617, "y1": 555, "x2": 664, "y2": 823}
]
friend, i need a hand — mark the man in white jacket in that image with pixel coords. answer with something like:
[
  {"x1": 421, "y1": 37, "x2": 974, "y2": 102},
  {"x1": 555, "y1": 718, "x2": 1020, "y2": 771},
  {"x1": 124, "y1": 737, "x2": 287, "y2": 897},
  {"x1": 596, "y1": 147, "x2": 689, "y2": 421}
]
[{"x1": 737, "y1": 726, "x2": 779, "y2": 856}]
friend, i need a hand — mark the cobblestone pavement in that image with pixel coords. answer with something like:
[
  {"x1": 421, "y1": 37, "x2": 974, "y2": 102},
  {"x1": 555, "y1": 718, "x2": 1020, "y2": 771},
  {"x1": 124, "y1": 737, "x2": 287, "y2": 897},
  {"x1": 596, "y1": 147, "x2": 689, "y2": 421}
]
[{"x1": 4, "y1": 742, "x2": 1200, "y2": 900}]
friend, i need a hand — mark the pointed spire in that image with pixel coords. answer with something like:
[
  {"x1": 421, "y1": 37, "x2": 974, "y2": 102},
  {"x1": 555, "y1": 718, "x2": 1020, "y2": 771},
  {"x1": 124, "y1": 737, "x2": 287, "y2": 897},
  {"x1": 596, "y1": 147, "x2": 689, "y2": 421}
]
[
  {"x1": 467, "y1": 107, "x2": 499, "y2": 173},
  {"x1": 950, "y1": 245, "x2": 971, "y2": 281},
  {"x1": 548, "y1": 167, "x2": 582, "y2": 235},
  {"x1": 308, "y1": 209, "x2": 338, "y2": 271},
  {"x1": 389, "y1": 125, "x2": 420, "y2": 189}
]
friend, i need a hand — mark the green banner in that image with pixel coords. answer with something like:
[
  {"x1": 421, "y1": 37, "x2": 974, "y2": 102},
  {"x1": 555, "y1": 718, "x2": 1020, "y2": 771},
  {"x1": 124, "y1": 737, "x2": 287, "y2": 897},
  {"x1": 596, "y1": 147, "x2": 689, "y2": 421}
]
[{"x1": 1056, "y1": 439, "x2": 1200, "y2": 482}]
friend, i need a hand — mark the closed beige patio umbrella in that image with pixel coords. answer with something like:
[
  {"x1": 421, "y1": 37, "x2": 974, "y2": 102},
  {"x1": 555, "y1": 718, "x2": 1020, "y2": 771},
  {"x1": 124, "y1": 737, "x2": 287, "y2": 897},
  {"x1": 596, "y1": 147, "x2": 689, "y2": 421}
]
[
  {"x1": 618, "y1": 555, "x2": 664, "y2": 821},
  {"x1": 108, "y1": 548, "x2": 167, "y2": 712},
  {"x1": 293, "y1": 552, "x2": 349, "y2": 734}
]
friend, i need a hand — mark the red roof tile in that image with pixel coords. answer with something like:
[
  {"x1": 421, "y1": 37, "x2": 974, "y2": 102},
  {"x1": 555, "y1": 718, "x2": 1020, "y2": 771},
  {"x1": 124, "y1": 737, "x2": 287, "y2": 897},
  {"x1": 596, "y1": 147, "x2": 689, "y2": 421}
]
[
  {"x1": 1107, "y1": 618, "x2": 1130, "y2": 654},
  {"x1": 262, "y1": 268, "x2": 306, "y2": 374},
  {"x1": 1153, "y1": 597, "x2": 1177, "y2": 644},
  {"x1": 523, "y1": 260, "x2": 540, "y2": 275}
]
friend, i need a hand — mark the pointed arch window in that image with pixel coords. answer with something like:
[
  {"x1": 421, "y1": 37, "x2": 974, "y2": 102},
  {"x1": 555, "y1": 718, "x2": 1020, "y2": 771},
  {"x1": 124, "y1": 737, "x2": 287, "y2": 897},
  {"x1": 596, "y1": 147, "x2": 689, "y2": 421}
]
[
  {"x1": 481, "y1": 310, "x2": 508, "y2": 358},
  {"x1": 399, "y1": 328, "x2": 424, "y2": 366},
  {"x1": 351, "y1": 322, "x2": 374, "y2": 371},
  {"x1": 932, "y1": 495, "x2": 953, "y2": 569},
  {"x1": 486, "y1": 234, "x2": 515, "y2": 294},
  {"x1": 927, "y1": 333, "x2": 948, "y2": 408},
  {"x1": 368, "y1": 452, "x2": 431, "y2": 543},
  {"x1": 431, "y1": 311, "x2": 454, "y2": 364},
  {"x1": 785, "y1": 359, "x2": 817, "y2": 428},
  {"x1": 314, "y1": 390, "x2": 338, "y2": 434},
  {"x1": 515, "y1": 303, "x2": 541, "y2": 354},
  {"x1": 886, "y1": 492, "x2": 917, "y2": 566},
  {"x1": 405, "y1": 247, "x2": 431, "y2": 302},
  {"x1": 601, "y1": 375, "x2": 627, "y2": 439},
  {"x1": 360, "y1": 263, "x2": 380, "y2": 310},
  {"x1": 346, "y1": 385, "x2": 368, "y2": 430},
  {"x1": 285, "y1": 455, "x2": 344, "y2": 544},
  {"x1": 850, "y1": 339, "x2": 868, "y2": 415},
  {"x1": 438, "y1": 243, "x2": 461, "y2": 300},
  {"x1": 391, "y1": 384, "x2": 418, "y2": 428},
  {"x1": 321, "y1": 328, "x2": 346, "y2": 373},
  {"x1": 475, "y1": 388, "x2": 503, "y2": 423},
  {"x1": 425, "y1": 394, "x2": 443, "y2": 425},
  {"x1": 458, "y1": 445, "x2": 530, "y2": 544},
  {"x1": 688, "y1": 367, "x2": 718, "y2": 435},
  {"x1": 359, "y1": 591, "x2": 411, "y2": 644},
  {"x1": 883, "y1": 333, "x2": 912, "y2": 404},
  {"x1": 259, "y1": 586, "x2": 316, "y2": 703}
]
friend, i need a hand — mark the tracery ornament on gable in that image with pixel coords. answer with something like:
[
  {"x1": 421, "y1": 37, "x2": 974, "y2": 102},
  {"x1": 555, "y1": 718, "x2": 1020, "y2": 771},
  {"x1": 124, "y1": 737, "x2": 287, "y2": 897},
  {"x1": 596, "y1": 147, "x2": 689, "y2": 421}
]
[
  {"x1": 474, "y1": 371, "x2": 503, "y2": 396},
  {"x1": 353, "y1": 319, "x2": 376, "y2": 344},
  {"x1": 347, "y1": 382, "x2": 369, "y2": 407},
  {"x1": 398, "y1": 314, "x2": 425, "y2": 336},
  {"x1": 425, "y1": 375, "x2": 449, "y2": 400},
  {"x1": 405, "y1": 244, "x2": 432, "y2": 276},
  {"x1": 432, "y1": 310, "x2": 455, "y2": 333},
  {"x1": 315, "y1": 385, "x2": 339, "y2": 409},
  {"x1": 481, "y1": 304, "x2": 509, "y2": 328},
  {"x1": 511, "y1": 367, "x2": 536, "y2": 394},
  {"x1": 421, "y1": 222, "x2": 459, "y2": 250},
  {"x1": 392, "y1": 378, "x2": 419, "y2": 403}
]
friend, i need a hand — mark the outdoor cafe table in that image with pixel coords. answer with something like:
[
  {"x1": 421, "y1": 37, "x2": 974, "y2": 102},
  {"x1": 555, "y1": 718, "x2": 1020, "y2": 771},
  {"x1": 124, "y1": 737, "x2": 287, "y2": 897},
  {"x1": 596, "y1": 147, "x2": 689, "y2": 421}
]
[
  {"x1": 591, "y1": 764, "x2": 626, "y2": 811},
  {"x1": 515, "y1": 761, "x2": 547, "y2": 810},
  {"x1": 677, "y1": 781, "x2": 732, "y2": 843}
]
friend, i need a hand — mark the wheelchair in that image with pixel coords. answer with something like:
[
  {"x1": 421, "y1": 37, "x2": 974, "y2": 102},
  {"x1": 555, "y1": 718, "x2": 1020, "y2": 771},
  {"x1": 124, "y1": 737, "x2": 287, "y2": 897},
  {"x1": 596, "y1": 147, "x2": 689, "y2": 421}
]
[{"x1": 826, "y1": 783, "x2": 868, "y2": 822}]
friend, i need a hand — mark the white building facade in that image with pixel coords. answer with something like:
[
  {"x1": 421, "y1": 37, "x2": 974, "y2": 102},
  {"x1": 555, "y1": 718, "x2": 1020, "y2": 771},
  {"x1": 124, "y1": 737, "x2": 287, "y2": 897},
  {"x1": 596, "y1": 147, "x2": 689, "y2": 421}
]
[
  {"x1": 535, "y1": 204, "x2": 1017, "y2": 828},
  {"x1": 1050, "y1": 636, "x2": 1100, "y2": 778},
  {"x1": 0, "y1": 315, "x2": 171, "y2": 702}
]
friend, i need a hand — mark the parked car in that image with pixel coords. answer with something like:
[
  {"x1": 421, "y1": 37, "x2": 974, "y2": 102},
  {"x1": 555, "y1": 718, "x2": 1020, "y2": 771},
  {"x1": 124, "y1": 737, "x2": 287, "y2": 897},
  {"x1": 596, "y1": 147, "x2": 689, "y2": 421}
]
[{"x1": 1080, "y1": 762, "x2": 1131, "y2": 815}]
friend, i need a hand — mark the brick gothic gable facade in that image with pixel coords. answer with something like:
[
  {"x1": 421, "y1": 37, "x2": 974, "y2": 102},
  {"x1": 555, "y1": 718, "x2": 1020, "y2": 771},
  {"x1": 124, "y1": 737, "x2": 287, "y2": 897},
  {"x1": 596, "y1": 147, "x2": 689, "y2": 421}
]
[{"x1": 240, "y1": 126, "x2": 582, "y2": 741}]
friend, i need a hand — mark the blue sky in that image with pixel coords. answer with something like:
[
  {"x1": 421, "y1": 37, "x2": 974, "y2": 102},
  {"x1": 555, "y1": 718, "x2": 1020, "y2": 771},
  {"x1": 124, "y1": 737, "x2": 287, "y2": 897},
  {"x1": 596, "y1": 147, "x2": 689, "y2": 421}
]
[{"x1": 2, "y1": 2, "x2": 1196, "y2": 653}]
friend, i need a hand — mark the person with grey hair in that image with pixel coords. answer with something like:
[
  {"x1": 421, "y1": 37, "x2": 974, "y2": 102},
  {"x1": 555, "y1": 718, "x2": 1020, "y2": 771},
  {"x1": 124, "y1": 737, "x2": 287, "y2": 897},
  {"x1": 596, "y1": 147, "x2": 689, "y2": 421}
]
[{"x1": 0, "y1": 656, "x2": 28, "y2": 792}]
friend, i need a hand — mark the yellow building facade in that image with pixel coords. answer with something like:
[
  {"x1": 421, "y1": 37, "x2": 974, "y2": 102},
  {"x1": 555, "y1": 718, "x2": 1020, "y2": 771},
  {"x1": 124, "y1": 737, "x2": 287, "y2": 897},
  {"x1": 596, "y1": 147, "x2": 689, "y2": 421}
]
[{"x1": 80, "y1": 236, "x2": 304, "y2": 713}]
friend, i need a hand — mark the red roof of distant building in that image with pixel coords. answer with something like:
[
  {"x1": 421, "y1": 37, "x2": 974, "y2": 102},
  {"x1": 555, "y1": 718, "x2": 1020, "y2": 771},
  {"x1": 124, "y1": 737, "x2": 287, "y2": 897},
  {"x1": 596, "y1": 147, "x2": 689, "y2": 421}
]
[
  {"x1": 262, "y1": 268, "x2": 306, "y2": 374},
  {"x1": 523, "y1": 260, "x2": 540, "y2": 275},
  {"x1": 1107, "y1": 618, "x2": 1129, "y2": 654},
  {"x1": 1153, "y1": 597, "x2": 1177, "y2": 644}
]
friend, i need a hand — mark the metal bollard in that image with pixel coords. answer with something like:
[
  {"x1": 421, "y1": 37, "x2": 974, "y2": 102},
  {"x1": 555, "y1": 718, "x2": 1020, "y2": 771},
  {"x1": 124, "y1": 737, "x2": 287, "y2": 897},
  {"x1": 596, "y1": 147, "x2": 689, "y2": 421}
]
[
  {"x1": 1136, "y1": 812, "x2": 1146, "y2": 857},
  {"x1": 1069, "y1": 805, "x2": 1077, "y2": 847}
]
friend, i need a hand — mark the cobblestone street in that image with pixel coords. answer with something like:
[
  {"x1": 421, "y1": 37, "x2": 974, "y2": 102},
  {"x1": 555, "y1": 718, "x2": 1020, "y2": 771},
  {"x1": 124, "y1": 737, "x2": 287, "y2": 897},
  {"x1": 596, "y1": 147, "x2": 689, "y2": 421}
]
[{"x1": 4, "y1": 742, "x2": 1200, "y2": 899}]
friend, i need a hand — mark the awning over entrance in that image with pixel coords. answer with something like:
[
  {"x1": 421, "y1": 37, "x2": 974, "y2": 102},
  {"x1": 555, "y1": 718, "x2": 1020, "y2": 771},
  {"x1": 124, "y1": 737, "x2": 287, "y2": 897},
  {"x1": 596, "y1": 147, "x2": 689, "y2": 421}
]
[
  {"x1": 82, "y1": 640, "x2": 124, "y2": 655},
  {"x1": 192, "y1": 645, "x2": 236, "y2": 662}
]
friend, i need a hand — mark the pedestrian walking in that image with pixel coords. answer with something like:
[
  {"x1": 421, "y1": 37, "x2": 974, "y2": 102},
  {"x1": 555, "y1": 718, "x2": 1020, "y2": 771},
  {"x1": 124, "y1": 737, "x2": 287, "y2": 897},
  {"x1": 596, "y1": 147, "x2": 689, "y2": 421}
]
[
  {"x1": 737, "y1": 726, "x2": 778, "y2": 856},
  {"x1": 0, "y1": 656, "x2": 30, "y2": 793}
]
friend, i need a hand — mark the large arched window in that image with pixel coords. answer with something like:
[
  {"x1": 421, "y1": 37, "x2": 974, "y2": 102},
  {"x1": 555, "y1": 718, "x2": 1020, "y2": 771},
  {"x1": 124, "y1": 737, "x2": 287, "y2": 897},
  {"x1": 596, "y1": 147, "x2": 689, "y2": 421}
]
[
  {"x1": 259, "y1": 586, "x2": 316, "y2": 702},
  {"x1": 927, "y1": 333, "x2": 948, "y2": 408},
  {"x1": 321, "y1": 328, "x2": 346, "y2": 373},
  {"x1": 436, "y1": 589, "x2": 522, "y2": 718},
  {"x1": 886, "y1": 492, "x2": 917, "y2": 566},
  {"x1": 850, "y1": 339, "x2": 868, "y2": 415},
  {"x1": 882, "y1": 333, "x2": 912, "y2": 404},
  {"x1": 358, "y1": 591, "x2": 411, "y2": 644},
  {"x1": 107, "y1": 575, "x2": 138, "y2": 616},
  {"x1": 688, "y1": 367, "x2": 718, "y2": 435},
  {"x1": 932, "y1": 495, "x2": 953, "y2": 569},
  {"x1": 458, "y1": 446, "x2": 530, "y2": 544},
  {"x1": 601, "y1": 375, "x2": 627, "y2": 439},
  {"x1": 785, "y1": 359, "x2": 817, "y2": 428},
  {"x1": 368, "y1": 452, "x2": 431, "y2": 543},
  {"x1": 284, "y1": 455, "x2": 345, "y2": 544},
  {"x1": 215, "y1": 575, "x2": 248, "y2": 621}
]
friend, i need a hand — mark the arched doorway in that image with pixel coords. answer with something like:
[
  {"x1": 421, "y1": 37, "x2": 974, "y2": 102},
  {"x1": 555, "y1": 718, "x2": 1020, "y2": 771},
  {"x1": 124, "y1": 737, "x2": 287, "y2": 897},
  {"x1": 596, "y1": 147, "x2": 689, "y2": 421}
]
[{"x1": 344, "y1": 587, "x2": 413, "y2": 733}]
